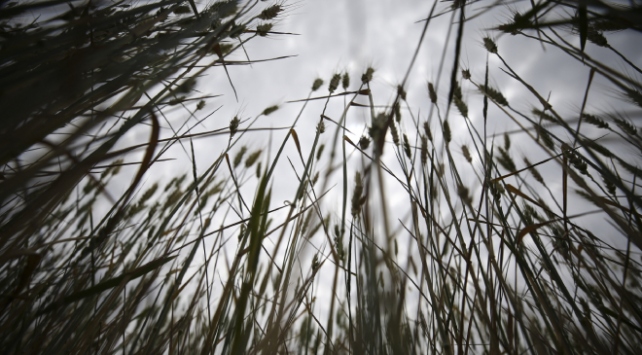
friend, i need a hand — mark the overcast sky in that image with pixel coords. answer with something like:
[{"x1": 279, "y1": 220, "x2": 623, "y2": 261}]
[{"x1": 133, "y1": 0, "x2": 641, "y2": 218}]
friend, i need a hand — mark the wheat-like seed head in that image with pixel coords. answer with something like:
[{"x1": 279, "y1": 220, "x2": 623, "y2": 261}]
[
  {"x1": 362, "y1": 67, "x2": 375, "y2": 84},
  {"x1": 403, "y1": 134, "x2": 411, "y2": 159},
  {"x1": 443, "y1": 120, "x2": 451, "y2": 144},
  {"x1": 582, "y1": 114, "x2": 609, "y2": 129},
  {"x1": 258, "y1": 5, "x2": 282, "y2": 20},
  {"x1": 229, "y1": 116, "x2": 240, "y2": 137},
  {"x1": 262, "y1": 105, "x2": 279, "y2": 116},
  {"x1": 483, "y1": 37, "x2": 498, "y2": 53},
  {"x1": 329, "y1": 74, "x2": 341, "y2": 93},
  {"x1": 312, "y1": 78, "x2": 324, "y2": 91},
  {"x1": 428, "y1": 82, "x2": 437, "y2": 104},
  {"x1": 234, "y1": 146, "x2": 248, "y2": 167},
  {"x1": 256, "y1": 23, "x2": 273, "y2": 36},
  {"x1": 351, "y1": 172, "x2": 364, "y2": 217},
  {"x1": 424, "y1": 122, "x2": 433, "y2": 141},
  {"x1": 342, "y1": 73, "x2": 350, "y2": 90},
  {"x1": 359, "y1": 136, "x2": 371, "y2": 150},
  {"x1": 462, "y1": 145, "x2": 472, "y2": 163},
  {"x1": 245, "y1": 150, "x2": 262, "y2": 168}
]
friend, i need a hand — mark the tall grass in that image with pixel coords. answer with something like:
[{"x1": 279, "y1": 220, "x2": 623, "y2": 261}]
[{"x1": 1, "y1": 0, "x2": 642, "y2": 353}]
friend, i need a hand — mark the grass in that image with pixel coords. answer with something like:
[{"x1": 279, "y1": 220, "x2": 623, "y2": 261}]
[{"x1": 1, "y1": 0, "x2": 642, "y2": 353}]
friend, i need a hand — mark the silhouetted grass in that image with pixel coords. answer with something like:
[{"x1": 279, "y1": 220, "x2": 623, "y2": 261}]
[{"x1": 2, "y1": 0, "x2": 642, "y2": 354}]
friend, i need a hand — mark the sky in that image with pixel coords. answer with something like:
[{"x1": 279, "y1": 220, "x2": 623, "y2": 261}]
[{"x1": 126, "y1": 0, "x2": 641, "y2": 225}]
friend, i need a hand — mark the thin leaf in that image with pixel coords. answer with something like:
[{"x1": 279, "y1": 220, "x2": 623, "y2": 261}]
[{"x1": 39, "y1": 256, "x2": 176, "y2": 314}]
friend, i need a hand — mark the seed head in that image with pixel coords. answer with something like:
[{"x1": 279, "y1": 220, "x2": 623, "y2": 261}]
[
  {"x1": 498, "y1": 11, "x2": 533, "y2": 35},
  {"x1": 624, "y1": 88, "x2": 642, "y2": 108},
  {"x1": 369, "y1": 112, "x2": 387, "y2": 136},
  {"x1": 561, "y1": 143, "x2": 589, "y2": 175},
  {"x1": 342, "y1": 73, "x2": 350, "y2": 90},
  {"x1": 496, "y1": 147, "x2": 516, "y2": 172},
  {"x1": 582, "y1": 113, "x2": 609, "y2": 129},
  {"x1": 462, "y1": 145, "x2": 472, "y2": 163},
  {"x1": 245, "y1": 150, "x2": 262, "y2": 168},
  {"x1": 390, "y1": 122, "x2": 400, "y2": 145},
  {"x1": 601, "y1": 171, "x2": 617, "y2": 196},
  {"x1": 369, "y1": 112, "x2": 387, "y2": 155},
  {"x1": 229, "y1": 116, "x2": 240, "y2": 137},
  {"x1": 457, "y1": 184, "x2": 473, "y2": 206},
  {"x1": 454, "y1": 97, "x2": 468, "y2": 118},
  {"x1": 256, "y1": 23, "x2": 272, "y2": 36},
  {"x1": 532, "y1": 108, "x2": 556, "y2": 122},
  {"x1": 258, "y1": 5, "x2": 281, "y2": 20},
  {"x1": 393, "y1": 101, "x2": 401, "y2": 122},
  {"x1": 329, "y1": 74, "x2": 341, "y2": 93},
  {"x1": 176, "y1": 78, "x2": 196, "y2": 94},
  {"x1": 483, "y1": 37, "x2": 497, "y2": 54},
  {"x1": 351, "y1": 172, "x2": 364, "y2": 217},
  {"x1": 524, "y1": 157, "x2": 544, "y2": 185},
  {"x1": 262, "y1": 105, "x2": 279, "y2": 116},
  {"x1": 312, "y1": 78, "x2": 323, "y2": 91},
  {"x1": 403, "y1": 134, "x2": 411, "y2": 159},
  {"x1": 587, "y1": 27, "x2": 608, "y2": 47},
  {"x1": 611, "y1": 115, "x2": 637, "y2": 135},
  {"x1": 361, "y1": 67, "x2": 375, "y2": 84},
  {"x1": 140, "y1": 183, "x2": 159, "y2": 203},
  {"x1": 443, "y1": 120, "x2": 451, "y2": 144},
  {"x1": 419, "y1": 311, "x2": 428, "y2": 338},
  {"x1": 452, "y1": 0, "x2": 465, "y2": 9},
  {"x1": 504, "y1": 133, "x2": 511, "y2": 150},
  {"x1": 462, "y1": 69, "x2": 471, "y2": 80},
  {"x1": 482, "y1": 86, "x2": 508, "y2": 106},
  {"x1": 537, "y1": 125, "x2": 555, "y2": 150},
  {"x1": 234, "y1": 146, "x2": 247, "y2": 167},
  {"x1": 316, "y1": 144, "x2": 325, "y2": 160},
  {"x1": 428, "y1": 82, "x2": 437, "y2": 104},
  {"x1": 359, "y1": 136, "x2": 370, "y2": 150},
  {"x1": 212, "y1": 0, "x2": 238, "y2": 18},
  {"x1": 424, "y1": 121, "x2": 433, "y2": 141},
  {"x1": 110, "y1": 159, "x2": 124, "y2": 176},
  {"x1": 397, "y1": 85, "x2": 407, "y2": 100},
  {"x1": 229, "y1": 23, "x2": 246, "y2": 38},
  {"x1": 490, "y1": 180, "x2": 505, "y2": 198}
]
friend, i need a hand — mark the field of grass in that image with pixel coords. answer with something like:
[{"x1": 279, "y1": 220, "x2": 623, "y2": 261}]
[{"x1": 1, "y1": 0, "x2": 642, "y2": 353}]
